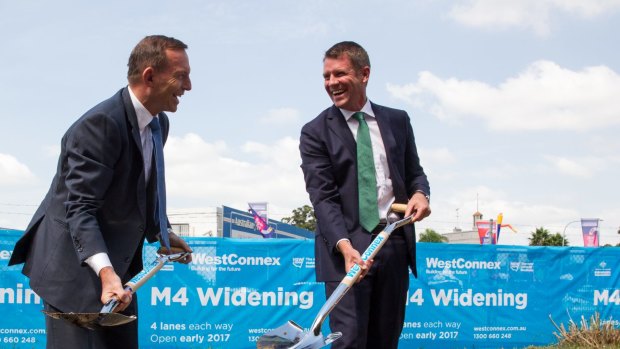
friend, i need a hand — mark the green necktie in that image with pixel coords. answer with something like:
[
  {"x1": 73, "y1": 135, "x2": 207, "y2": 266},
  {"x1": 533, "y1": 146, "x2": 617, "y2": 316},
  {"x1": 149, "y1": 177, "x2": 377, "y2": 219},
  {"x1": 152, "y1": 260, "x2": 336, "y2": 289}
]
[{"x1": 353, "y1": 112, "x2": 380, "y2": 232}]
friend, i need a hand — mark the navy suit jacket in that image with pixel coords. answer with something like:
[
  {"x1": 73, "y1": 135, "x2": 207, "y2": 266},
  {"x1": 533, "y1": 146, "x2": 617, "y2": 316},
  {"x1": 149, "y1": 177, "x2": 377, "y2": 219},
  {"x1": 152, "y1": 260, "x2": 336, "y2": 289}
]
[
  {"x1": 9, "y1": 87, "x2": 167, "y2": 313},
  {"x1": 300, "y1": 103, "x2": 429, "y2": 282}
]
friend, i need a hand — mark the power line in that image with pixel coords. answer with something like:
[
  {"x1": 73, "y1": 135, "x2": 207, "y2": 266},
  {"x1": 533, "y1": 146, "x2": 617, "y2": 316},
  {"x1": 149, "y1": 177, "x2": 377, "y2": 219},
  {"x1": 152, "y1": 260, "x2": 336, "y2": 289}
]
[
  {"x1": 0, "y1": 203, "x2": 38, "y2": 207},
  {"x1": 0, "y1": 211, "x2": 33, "y2": 215}
]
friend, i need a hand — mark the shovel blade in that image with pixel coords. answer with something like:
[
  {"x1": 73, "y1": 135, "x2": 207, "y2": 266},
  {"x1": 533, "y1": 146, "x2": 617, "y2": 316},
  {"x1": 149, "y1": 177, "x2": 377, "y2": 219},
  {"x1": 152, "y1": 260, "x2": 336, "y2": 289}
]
[
  {"x1": 42, "y1": 310, "x2": 136, "y2": 330},
  {"x1": 289, "y1": 331, "x2": 342, "y2": 349},
  {"x1": 256, "y1": 321, "x2": 342, "y2": 349},
  {"x1": 256, "y1": 321, "x2": 304, "y2": 348}
]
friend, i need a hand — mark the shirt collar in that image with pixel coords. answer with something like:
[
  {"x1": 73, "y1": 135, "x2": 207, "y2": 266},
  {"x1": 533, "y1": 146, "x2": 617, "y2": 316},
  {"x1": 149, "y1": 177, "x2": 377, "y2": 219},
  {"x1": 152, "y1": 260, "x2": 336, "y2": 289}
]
[
  {"x1": 128, "y1": 86, "x2": 156, "y2": 131},
  {"x1": 340, "y1": 99, "x2": 375, "y2": 121}
]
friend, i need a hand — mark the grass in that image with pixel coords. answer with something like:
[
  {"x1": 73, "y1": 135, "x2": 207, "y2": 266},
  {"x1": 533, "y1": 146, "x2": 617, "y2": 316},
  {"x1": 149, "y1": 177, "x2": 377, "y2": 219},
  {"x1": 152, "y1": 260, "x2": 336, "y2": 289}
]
[{"x1": 524, "y1": 312, "x2": 620, "y2": 349}]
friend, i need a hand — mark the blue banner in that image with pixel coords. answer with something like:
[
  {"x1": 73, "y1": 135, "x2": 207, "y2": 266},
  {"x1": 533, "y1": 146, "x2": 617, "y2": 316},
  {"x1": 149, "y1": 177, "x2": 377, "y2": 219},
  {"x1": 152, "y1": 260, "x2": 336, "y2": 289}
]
[{"x1": 2, "y1": 229, "x2": 620, "y2": 348}]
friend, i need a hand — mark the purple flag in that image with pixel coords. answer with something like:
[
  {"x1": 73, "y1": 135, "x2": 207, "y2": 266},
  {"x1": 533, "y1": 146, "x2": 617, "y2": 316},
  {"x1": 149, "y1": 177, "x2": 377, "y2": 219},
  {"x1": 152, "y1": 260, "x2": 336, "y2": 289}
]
[
  {"x1": 248, "y1": 204, "x2": 275, "y2": 238},
  {"x1": 581, "y1": 218, "x2": 600, "y2": 247}
]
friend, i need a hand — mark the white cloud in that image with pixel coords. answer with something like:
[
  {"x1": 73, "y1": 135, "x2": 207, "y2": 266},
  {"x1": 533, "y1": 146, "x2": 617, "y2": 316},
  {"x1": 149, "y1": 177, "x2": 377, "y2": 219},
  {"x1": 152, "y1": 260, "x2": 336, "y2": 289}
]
[
  {"x1": 416, "y1": 184, "x2": 583, "y2": 244},
  {"x1": 544, "y1": 155, "x2": 609, "y2": 178},
  {"x1": 448, "y1": 0, "x2": 620, "y2": 36},
  {"x1": 164, "y1": 133, "x2": 308, "y2": 213},
  {"x1": 0, "y1": 153, "x2": 36, "y2": 186},
  {"x1": 418, "y1": 147, "x2": 459, "y2": 181},
  {"x1": 419, "y1": 147, "x2": 457, "y2": 166},
  {"x1": 259, "y1": 107, "x2": 301, "y2": 125},
  {"x1": 43, "y1": 144, "x2": 61, "y2": 158},
  {"x1": 555, "y1": 0, "x2": 620, "y2": 16},
  {"x1": 387, "y1": 60, "x2": 620, "y2": 131}
]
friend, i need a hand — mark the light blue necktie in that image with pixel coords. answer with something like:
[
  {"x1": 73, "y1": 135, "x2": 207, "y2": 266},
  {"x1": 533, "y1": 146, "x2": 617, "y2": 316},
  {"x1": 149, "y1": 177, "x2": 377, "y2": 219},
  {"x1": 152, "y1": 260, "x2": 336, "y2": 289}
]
[
  {"x1": 149, "y1": 118, "x2": 171, "y2": 251},
  {"x1": 353, "y1": 112, "x2": 380, "y2": 232}
]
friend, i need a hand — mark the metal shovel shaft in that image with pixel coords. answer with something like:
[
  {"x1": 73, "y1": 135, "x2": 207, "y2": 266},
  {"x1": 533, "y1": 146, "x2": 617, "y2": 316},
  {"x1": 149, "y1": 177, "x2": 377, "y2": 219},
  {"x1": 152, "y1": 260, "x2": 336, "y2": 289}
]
[
  {"x1": 257, "y1": 204, "x2": 413, "y2": 349},
  {"x1": 308, "y1": 214, "x2": 413, "y2": 337}
]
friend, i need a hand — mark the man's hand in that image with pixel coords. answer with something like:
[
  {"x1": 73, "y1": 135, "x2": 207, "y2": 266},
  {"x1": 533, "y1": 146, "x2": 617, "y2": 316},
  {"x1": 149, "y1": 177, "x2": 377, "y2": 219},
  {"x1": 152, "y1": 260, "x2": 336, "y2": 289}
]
[
  {"x1": 161, "y1": 231, "x2": 193, "y2": 264},
  {"x1": 99, "y1": 267, "x2": 132, "y2": 312},
  {"x1": 406, "y1": 192, "x2": 431, "y2": 222},
  {"x1": 336, "y1": 240, "x2": 374, "y2": 282}
]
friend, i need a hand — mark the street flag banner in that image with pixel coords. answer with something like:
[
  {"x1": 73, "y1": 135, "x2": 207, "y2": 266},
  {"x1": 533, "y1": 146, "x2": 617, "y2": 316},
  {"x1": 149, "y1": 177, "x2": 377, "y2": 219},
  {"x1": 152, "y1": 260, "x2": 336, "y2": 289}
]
[
  {"x1": 496, "y1": 213, "x2": 503, "y2": 243},
  {"x1": 476, "y1": 220, "x2": 496, "y2": 245},
  {"x1": 581, "y1": 218, "x2": 600, "y2": 247},
  {"x1": 248, "y1": 202, "x2": 275, "y2": 238}
]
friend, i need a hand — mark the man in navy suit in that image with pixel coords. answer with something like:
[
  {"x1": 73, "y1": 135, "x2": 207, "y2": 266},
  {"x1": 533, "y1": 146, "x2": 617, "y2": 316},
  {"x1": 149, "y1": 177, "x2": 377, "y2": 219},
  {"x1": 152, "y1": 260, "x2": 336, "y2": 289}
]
[
  {"x1": 300, "y1": 41, "x2": 431, "y2": 349},
  {"x1": 9, "y1": 35, "x2": 193, "y2": 349}
]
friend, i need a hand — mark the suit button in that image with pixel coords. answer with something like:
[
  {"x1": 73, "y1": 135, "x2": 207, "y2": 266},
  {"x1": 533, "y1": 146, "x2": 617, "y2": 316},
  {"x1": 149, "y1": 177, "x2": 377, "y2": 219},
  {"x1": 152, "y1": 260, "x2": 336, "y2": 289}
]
[
  {"x1": 124, "y1": 257, "x2": 131, "y2": 263},
  {"x1": 138, "y1": 224, "x2": 145, "y2": 233}
]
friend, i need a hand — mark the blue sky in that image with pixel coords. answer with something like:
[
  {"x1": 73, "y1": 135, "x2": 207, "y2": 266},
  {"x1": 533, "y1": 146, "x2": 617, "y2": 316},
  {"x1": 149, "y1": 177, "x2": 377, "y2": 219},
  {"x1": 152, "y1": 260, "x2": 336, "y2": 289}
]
[{"x1": 1, "y1": 0, "x2": 619, "y2": 246}]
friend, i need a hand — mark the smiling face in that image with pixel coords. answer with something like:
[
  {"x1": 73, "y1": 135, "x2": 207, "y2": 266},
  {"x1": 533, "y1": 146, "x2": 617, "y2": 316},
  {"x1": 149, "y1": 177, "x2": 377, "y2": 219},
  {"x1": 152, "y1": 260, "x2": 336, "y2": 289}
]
[
  {"x1": 323, "y1": 54, "x2": 370, "y2": 111},
  {"x1": 148, "y1": 49, "x2": 192, "y2": 114}
]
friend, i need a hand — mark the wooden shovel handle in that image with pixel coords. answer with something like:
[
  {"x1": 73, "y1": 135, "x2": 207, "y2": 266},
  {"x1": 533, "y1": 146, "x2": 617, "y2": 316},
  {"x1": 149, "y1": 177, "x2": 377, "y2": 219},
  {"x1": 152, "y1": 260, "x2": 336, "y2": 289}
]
[{"x1": 391, "y1": 203, "x2": 407, "y2": 213}]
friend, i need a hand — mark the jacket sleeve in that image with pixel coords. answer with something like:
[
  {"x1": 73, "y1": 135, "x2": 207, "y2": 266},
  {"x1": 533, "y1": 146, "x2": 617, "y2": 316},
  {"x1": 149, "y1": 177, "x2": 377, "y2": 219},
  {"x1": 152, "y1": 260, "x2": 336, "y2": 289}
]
[
  {"x1": 64, "y1": 112, "x2": 122, "y2": 262},
  {"x1": 299, "y1": 123, "x2": 349, "y2": 252}
]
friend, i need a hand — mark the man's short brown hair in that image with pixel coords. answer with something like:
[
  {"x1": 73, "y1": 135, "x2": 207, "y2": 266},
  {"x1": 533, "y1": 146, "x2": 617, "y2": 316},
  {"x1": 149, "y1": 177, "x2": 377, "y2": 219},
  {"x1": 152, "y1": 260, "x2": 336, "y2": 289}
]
[
  {"x1": 324, "y1": 41, "x2": 370, "y2": 72},
  {"x1": 127, "y1": 35, "x2": 188, "y2": 84}
]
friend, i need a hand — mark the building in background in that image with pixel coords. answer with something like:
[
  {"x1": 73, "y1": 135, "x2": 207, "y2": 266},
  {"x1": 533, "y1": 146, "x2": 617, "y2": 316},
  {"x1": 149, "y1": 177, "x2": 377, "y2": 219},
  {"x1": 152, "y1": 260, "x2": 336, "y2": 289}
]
[
  {"x1": 169, "y1": 205, "x2": 313, "y2": 239},
  {"x1": 442, "y1": 211, "x2": 483, "y2": 244}
]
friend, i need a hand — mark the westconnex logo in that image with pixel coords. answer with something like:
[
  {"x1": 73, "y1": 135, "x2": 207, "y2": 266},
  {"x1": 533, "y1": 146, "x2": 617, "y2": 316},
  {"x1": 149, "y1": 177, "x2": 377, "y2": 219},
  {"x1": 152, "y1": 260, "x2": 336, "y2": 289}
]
[
  {"x1": 192, "y1": 253, "x2": 281, "y2": 266},
  {"x1": 426, "y1": 257, "x2": 501, "y2": 270}
]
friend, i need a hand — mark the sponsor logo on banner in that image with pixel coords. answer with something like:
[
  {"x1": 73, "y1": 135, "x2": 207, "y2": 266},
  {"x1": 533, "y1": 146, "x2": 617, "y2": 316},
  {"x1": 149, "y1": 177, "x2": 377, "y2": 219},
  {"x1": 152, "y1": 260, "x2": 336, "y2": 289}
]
[
  {"x1": 425, "y1": 257, "x2": 501, "y2": 276},
  {"x1": 509, "y1": 262, "x2": 534, "y2": 272},
  {"x1": 293, "y1": 257, "x2": 304, "y2": 268},
  {"x1": 189, "y1": 252, "x2": 281, "y2": 273},
  {"x1": 594, "y1": 261, "x2": 611, "y2": 277},
  {"x1": 292, "y1": 257, "x2": 315, "y2": 269}
]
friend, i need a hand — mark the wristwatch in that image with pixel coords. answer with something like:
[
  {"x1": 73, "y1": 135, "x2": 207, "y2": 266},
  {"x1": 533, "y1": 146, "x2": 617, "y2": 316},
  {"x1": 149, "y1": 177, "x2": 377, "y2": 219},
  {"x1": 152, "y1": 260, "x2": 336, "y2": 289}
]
[{"x1": 416, "y1": 190, "x2": 430, "y2": 203}]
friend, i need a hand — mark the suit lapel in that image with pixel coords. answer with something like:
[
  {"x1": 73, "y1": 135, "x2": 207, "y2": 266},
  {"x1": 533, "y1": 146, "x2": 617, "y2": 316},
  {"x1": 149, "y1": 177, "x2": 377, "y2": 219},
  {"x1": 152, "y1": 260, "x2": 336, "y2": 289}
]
[
  {"x1": 372, "y1": 103, "x2": 397, "y2": 160},
  {"x1": 373, "y1": 102, "x2": 407, "y2": 197},
  {"x1": 122, "y1": 88, "x2": 143, "y2": 154},
  {"x1": 121, "y1": 88, "x2": 147, "y2": 220},
  {"x1": 326, "y1": 105, "x2": 356, "y2": 157}
]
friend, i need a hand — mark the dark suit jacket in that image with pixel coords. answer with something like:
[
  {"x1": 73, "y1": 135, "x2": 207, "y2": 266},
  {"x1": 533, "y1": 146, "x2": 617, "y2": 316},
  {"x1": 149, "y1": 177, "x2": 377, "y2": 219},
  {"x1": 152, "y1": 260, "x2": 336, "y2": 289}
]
[
  {"x1": 9, "y1": 87, "x2": 167, "y2": 313},
  {"x1": 300, "y1": 102, "x2": 429, "y2": 282}
]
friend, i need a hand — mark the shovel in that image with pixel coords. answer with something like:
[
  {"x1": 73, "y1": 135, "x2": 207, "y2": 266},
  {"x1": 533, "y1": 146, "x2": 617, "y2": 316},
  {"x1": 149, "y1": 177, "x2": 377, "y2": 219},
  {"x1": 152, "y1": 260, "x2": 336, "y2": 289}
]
[
  {"x1": 43, "y1": 247, "x2": 189, "y2": 330},
  {"x1": 257, "y1": 203, "x2": 412, "y2": 349}
]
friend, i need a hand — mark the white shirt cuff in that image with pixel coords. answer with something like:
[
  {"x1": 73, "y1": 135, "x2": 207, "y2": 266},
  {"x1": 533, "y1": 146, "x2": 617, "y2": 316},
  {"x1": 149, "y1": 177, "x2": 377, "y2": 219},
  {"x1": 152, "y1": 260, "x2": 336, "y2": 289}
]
[
  {"x1": 336, "y1": 238, "x2": 351, "y2": 253},
  {"x1": 85, "y1": 252, "x2": 113, "y2": 276}
]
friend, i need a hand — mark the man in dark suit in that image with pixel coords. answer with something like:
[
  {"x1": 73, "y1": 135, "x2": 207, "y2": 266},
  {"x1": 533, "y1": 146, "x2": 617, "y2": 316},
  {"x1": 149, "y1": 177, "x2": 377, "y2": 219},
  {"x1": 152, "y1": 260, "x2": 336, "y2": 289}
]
[
  {"x1": 300, "y1": 41, "x2": 431, "y2": 349},
  {"x1": 9, "y1": 35, "x2": 193, "y2": 349}
]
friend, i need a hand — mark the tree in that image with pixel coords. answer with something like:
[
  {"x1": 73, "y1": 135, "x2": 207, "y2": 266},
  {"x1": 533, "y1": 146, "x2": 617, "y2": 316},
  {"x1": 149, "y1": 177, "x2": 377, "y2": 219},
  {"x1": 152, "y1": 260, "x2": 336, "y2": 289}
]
[
  {"x1": 418, "y1": 228, "x2": 448, "y2": 243},
  {"x1": 528, "y1": 227, "x2": 568, "y2": 246},
  {"x1": 282, "y1": 205, "x2": 316, "y2": 232},
  {"x1": 529, "y1": 227, "x2": 549, "y2": 246},
  {"x1": 546, "y1": 233, "x2": 568, "y2": 246}
]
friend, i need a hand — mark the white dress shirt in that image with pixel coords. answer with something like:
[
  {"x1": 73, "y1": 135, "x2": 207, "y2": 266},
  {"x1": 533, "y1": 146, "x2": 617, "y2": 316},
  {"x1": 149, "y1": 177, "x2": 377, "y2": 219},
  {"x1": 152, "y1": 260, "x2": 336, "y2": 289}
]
[
  {"x1": 340, "y1": 99, "x2": 395, "y2": 219},
  {"x1": 336, "y1": 99, "x2": 396, "y2": 251}
]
